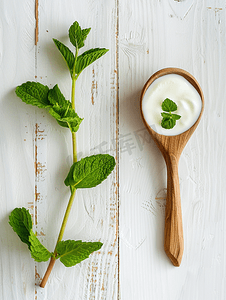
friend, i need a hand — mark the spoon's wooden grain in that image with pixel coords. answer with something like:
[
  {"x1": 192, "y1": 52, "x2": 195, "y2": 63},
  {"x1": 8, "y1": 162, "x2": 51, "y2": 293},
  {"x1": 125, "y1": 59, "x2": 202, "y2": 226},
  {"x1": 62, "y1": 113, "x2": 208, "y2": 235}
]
[{"x1": 140, "y1": 68, "x2": 204, "y2": 266}]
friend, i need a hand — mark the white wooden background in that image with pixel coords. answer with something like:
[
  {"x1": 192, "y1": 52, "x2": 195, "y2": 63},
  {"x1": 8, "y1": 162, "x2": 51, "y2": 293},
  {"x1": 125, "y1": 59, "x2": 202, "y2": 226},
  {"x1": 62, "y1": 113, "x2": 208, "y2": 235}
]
[{"x1": 0, "y1": 0, "x2": 226, "y2": 299}]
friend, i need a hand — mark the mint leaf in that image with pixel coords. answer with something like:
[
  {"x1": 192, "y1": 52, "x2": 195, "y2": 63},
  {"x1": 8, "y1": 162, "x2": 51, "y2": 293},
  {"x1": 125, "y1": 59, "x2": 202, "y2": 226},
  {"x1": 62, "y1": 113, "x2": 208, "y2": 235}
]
[
  {"x1": 48, "y1": 84, "x2": 71, "y2": 107},
  {"x1": 81, "y1": 28, "x2": 91, "y2": 43},
  {"x1": 161, "y1": 112, "x2": 181, "y2": 120},
  {"x1": 48, "y1": 86, "x2": 83, "y2": 133},
  {"x1": 161, "y1": 114, "x2": 181, "y2": 129},
  {"x1": 172, "y1": 114, "x2": 181, "y2": 121},
  {"x1": 29, "y1": 231, "x2": 51, "y2": 262},
  {"x1": 53, "y1": 39, "x2": 75, "y2": 76},
  {"x1": 69, "y1": 21, "x2": 91, "y2": 49},
  {"x1": 161, "y1": 117, "x2": 176, "y2": 129},
  {"x1": 9, "y1": 207, "x2": 51, "y2": 262},
  {"x1": 43, "y1": 84, "x2": 83, "y2": 132},
  {"x1": 161, "y1": 112, "x2": 171, "y2": 119},
  {"x1": 56, "y1": 240, "x2": 102, "y2": 267},
  {"x1": 64, "y1": 154, "x2": 116, "y2": 189},
  {"x1": 49, "y1": 105, "x2": 83, "y2": 132},
  {"x1": 9, "y1": 208, "x2": 32, "y2": 247},
  {"x1": 162, "y1": 98, "x2": 177, "y2": 112},
  {"x1": 75, "y1": 48, "x2": 109, "y2": 75},
  {"x1": 16, "y1": 82, "x2": 51, "y2": 109}
]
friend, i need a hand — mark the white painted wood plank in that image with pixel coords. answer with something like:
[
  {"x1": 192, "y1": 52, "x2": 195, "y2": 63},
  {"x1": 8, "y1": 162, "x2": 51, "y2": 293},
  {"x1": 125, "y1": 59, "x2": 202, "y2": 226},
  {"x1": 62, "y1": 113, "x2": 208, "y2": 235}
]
[
  {"x1": 0, "y1": 1, "x2": 37, "y2": 299},
  {"x1": 119, "y1": 0, "x2": 226, "y2": 299},
  {"x1": 1, "y1": 0, "x2": 119, "y2": 299}
]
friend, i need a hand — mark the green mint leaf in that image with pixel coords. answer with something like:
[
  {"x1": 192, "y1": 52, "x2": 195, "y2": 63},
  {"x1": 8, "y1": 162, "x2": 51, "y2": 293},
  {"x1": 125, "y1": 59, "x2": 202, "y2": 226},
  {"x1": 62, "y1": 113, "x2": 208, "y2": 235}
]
[
  {"x1": 69, "y1": 21, "x2": 90, "y2": 49},
  {"x1": 48, "y1": 84, "x2": 71, "y2": 107},
  {"x1": 75, "y1": 48, "x2": 109, "y2": 75},
  {"x1": 9, "y1": 208, "x2": 51, "y2": 262},
  {"x1": 64, "y1": 154, "x2": 116, "y2": 189},
  {"x1": 161, "y1": 115, "x2": 179, "y2": 129},
  {"x1": 9, "y1": 208, "x2": 32, "y2": 247},
  {"x1": 48, "y1": 85, "x2": 83, "y2": 132},
  {"x1": 56, "y1": 240, "x2": 102, "y2": 267},
  {"x1": 172, "y1": 113, "x2": 181, "y2": 121},
  {"x1": 161, "y1": 112, "x2": 171, "y2": 119},
  {"x1": 53, "y1": 39, "x2": 75, "y2": 76},
  {"x1": 161, "y1": 113, "x2": 181, "y2": 129},
  {"x1": 161, "y1": 117, "x2": 176, "y2": 129},
  {"x1": 81, "y1": 28, "x2": 91, "y2": 43},
  {"x1": 161, "y1": 112, "x2": 181, "y2": 121},
  {"x1": 49, "y1": 105, "x2": 83, "y2": 132},
  {"x1": 29, "y1": 231, "x2": 51, "y2": 262},
  {"x1": 16, "y1": 82, "x2": 51, "y2": 109},
  {"x1": 162, "y1": 98, "x2": 178, "y2": 112}
]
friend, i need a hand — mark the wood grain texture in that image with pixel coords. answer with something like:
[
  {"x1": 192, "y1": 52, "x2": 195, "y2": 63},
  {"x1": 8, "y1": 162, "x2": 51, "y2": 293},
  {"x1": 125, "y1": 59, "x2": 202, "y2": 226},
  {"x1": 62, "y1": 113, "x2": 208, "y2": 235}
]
[
  {"x1": 0, "y1": 1, "x2": 36, "y2": 299},
  {"x1": 1, "y1": 0, "x2": 226, "y2": 299}
]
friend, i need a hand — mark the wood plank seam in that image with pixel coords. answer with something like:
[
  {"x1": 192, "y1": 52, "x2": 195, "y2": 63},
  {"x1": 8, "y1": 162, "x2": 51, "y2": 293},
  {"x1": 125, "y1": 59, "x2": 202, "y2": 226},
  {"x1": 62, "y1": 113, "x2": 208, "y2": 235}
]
[
  {"x1": 35, "y1": 0, "x2": 39, "y2": 45},
  {"x1": 115, "y1": 0, "x2": 120, "y2": 299}
]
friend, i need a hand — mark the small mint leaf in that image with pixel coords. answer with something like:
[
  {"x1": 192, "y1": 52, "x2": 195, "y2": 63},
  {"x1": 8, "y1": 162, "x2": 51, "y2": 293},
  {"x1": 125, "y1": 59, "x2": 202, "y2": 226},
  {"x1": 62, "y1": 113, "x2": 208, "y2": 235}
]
[
  {"x1": 53, "y1": 39, "x2": 75, "y2": 76},
  {"x1": 162, "y1": 98, "x2": 177, "y2": 112},
  {"x1": 9, "y1": 208, "x2": 32, "y2": 247},
  {"x1": 48, "y1": 84, "x2": 71, "y2": 107},
  {"x1": 172, "y1": 114, "x2": 181, "y2": 121},
  {"x1": 161, "y1": 117, "x2": 176, "y2": 129},
  {"x1": 56, "y1": 240, "x2": 103, "y2": 267},
  {"x1": 49, "y1": 105, "x2": 83, "y2": 132},
  {"x1": 161, "y1": 112, "x2": 171, "y2": 119},
  {"x1": 64, "y1": 154, "x2": 116, "y2": 189},
  {"x1": 81, "y1": 28, "x2": 91, "y2": 43},
  {"x1": 16, "y1": 82, "x2": 50, "y2": 109},
  {"x1": 75, "y1": 48, "x2": 109, "y2": 75},
  {"x1": 69, "y1": 21, "x2": 90, "y2": 49},
  {"x1": 47, "y1": 85, "x2": 83, "y2": 132},
  {"x1": 29, "y1": 231, "x2": 51, "y2": 262}
]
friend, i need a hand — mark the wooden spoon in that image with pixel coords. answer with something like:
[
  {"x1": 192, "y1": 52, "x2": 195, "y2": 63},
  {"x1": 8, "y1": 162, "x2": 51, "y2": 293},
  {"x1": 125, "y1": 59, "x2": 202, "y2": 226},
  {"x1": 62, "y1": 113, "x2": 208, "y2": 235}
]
[{"x1": 140, "y1": 68, "x2": 204, "y2": 266}]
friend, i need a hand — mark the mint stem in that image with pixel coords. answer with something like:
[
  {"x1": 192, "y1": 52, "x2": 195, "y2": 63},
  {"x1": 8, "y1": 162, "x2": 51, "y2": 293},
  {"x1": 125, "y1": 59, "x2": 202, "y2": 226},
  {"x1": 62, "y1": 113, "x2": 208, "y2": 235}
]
[
  {"x1": 71, "y1": 76, "x2": 77, "y2": 163},
  {"x1": 39, "y1": 256, "x2": 56, "y2": 288},
  {"x1": 40, "y1": 52, "x2": 79, "y2": 288},
  {"x1": 71, "y1": 46, "x2": 78, "y2": 163},
  {"x1": 55, "y1": 189, "x2": 77, "y2": 250}
]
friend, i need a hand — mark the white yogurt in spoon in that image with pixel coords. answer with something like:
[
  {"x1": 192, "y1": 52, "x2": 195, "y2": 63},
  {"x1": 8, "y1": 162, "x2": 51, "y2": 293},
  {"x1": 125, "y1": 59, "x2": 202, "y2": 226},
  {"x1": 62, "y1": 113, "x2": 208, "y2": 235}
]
[{"x1": 142, "y1": 74, "x2": 202, "y2": 136}]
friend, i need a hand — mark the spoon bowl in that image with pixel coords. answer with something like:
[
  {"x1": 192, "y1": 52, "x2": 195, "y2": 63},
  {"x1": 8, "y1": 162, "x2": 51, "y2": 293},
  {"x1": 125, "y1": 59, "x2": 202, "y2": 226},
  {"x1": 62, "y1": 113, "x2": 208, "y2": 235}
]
[{"x1": 140, "y1": 68, "x2": 204, "y2": 266}]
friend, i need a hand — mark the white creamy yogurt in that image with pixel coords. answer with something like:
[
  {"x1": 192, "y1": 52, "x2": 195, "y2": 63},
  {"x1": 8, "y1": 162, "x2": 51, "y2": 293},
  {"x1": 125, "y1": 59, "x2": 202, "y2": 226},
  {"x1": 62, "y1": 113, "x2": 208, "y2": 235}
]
[{"x1": 142, "y1": 74, "x2": 202, "y2": 136}]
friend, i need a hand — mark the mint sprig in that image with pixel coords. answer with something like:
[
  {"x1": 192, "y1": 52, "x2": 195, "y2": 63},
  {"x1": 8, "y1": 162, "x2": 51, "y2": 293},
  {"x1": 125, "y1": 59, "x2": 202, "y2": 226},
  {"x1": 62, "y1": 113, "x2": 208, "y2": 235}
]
[
  {"x1": 9, "y1": 208, "x2": 102, "y2": 265},
  {"x1": 11, "y1": 21, "x2": 115, "y2": 288},
  {"x1": 161, "y1": 98, "x2": 181, "y2": 129}
]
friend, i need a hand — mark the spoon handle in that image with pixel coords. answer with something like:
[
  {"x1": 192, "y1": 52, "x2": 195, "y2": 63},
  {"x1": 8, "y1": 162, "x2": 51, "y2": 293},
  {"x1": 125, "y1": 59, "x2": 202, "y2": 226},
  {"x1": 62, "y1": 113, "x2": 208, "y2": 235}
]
[{"x1": 164, "y1": 154, "x2": 184, "y2": 266}]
